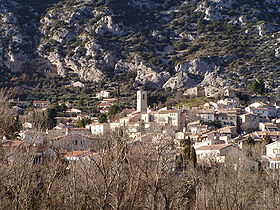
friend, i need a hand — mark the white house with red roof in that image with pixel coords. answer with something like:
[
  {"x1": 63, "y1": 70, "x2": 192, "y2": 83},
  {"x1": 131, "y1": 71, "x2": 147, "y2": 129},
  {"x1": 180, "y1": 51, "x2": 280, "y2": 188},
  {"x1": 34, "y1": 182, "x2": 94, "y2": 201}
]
[
  {"x1": 33, "y1": 101, "x2": 50, "y2": 108},
  {"x1": 64, "y1": 150, "x2": 99, "y2": 161},
  {"x1": 96, "y1": 90, "x2": 110, "y2": 99}
]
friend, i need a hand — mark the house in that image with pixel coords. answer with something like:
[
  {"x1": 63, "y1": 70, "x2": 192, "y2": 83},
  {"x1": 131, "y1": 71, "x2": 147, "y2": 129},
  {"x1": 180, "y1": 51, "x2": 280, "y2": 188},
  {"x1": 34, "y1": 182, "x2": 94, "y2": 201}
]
[
  {"x1": 199, "y1": 109, "x2": 238, "y2": 127},
  {"x1": 239, "y1": 113, "x2": 260, "y2": 132},
  {"x1": 121, "y1": 109, "x2": 136, "y2": 116},
  {"x1": 195, "y1": 144, "x2": 240, "y2": 164},
  {"x1": 141, "y1": 113, "x2": 152, "y2": 123},
  {"x1": 175, "y1": 131, "x2": 191, "y2": 141},
  {"x1": 217, "y1": 126, "x2": 238, "y2": 142},
  {"x1": 223, "y1": 88, "x2": 237, "y2": 98},
  {"x1": 189, "y1": 125, "x2": 209, "y2": 135},
  {"x1": 99, "y1": 102, "x2": 113, "y2": 110},
  {"x1": 96, "y1": 91, "x2": 110, "y2": 99},
  {"x1": 262, "y1": 141, "x2": 280, "y2": 169},
  {"x1": 20, "y1": 131, "x2": 47, "y2": 145},
  {"x1": 50, "y1": 134, "x2": 93, "y2": 152},
  {"x1": 216, "y1": 112, "x2": 237, "y2": 127},
  {"x1": 184, "y1": 87, "x2": 205, "y2": 97},
  {"x1": 198, "y1": 110, "x2": 216, "y2": 123},
  {"x1": 245, "y1": 106, "x2": 270, "y2": 119},
  {"x1": 64, "y1": 150, "x2": 99, "y2": 161},
  {"x1": 193, "y1": 126, "x2": 237, "y2": 147},
  {"x1": 2, "y1": 140, "x2": 57, "y2": 165},
  {"x1": 87, "y1": 123, "x2": 110, "y2": 136},
  {"x1": 203, "y1": 102, "x2": 218, "y2": 110},
  {"x1": 201, "y1": 130, "x2": 220, "y2": 142},
  {"x1": 204, "y1": 86, "x2": 222, "y2": 97},
  {"x1": 53, "y1": 123, "x2": 70, "y2": 130},
  {"x1": 109, "y1": 122, "x2": 121, "y2": 131},
  {"x1": 216, "y1": 99, "x2": 239, "y2": 109},
  {"x1": 102, "y1": 98, "x2": 118, "y2": 103},
  {"x1": 150, "y1": 109, "x2": 186, "y2": 130},
  {"x1": 245, "y1": 102, "x2": 277, "y2": 119},
  {"x1": 127, "y1": 121, "x2": 143, "y2": 134},
  {"x1": 9, "y1": 99, "x2": 27, "y2": 107},
  {"x1": 33, "y1": 101, "x2": 51, "y2": 108},
  {"x1": 259, "y1": 122, "x2": 278, "y2": 132},
  {"x1": 72, "y1": 81, "x2": 85, "y2": 88},
  {"x1": 193, "y1": 137, "x2": 224, "y2": 149},
  {"x1": 61, "y1": 102, "x2": 72, "y2": 108},
  {"x1": 22, "y1": 122, "x2": 33, "y2": 130},
  {"x1": 66, "y1": 108, "x2": 82, "y2": 114},
  {"x1": 254, "y1": 131, "x2": 280, "y2": 141},
  {"x1": 68, "y1": 128, "x2": 92, "y2": 136},
  {"x1": 203, "y1": 99, "x2": 239, "y2": 110},
  {"x1": 32, "y1": 146, "x2": 57, "y2": 165}
]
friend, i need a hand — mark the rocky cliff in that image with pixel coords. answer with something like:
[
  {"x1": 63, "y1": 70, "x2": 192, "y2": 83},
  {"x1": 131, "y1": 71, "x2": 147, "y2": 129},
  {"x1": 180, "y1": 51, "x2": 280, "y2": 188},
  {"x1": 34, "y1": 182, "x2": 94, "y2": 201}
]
[{"x1": 1, "y1": 0, "x2": 279, "y2": 90}]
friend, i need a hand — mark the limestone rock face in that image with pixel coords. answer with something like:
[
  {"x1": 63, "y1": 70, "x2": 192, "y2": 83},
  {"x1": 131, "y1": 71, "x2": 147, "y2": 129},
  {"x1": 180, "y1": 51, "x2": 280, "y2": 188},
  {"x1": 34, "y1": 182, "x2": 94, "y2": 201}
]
[
  {"x1": 115, "y1": 58, "x2": 171, "y2": 88},
  {"x1": 0, "y1": 0, "x2": 37, "y2": 72},
  {"x1": 196, "y1": 0, "x2": 236, "y2": 21},
  {"x1": 94, "y1": 16, "x2": 123, "y2": 36},
  {"x1": 0, "y1": 0, "x2": 279, "y2": 89},
  {"x1": 164, "y1": 58, "x2": 224, "y2": 89}
]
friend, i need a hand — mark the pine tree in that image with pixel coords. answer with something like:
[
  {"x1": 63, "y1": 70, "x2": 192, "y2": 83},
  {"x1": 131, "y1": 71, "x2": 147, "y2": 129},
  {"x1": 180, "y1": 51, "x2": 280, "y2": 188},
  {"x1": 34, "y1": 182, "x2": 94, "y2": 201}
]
[
  {"x1": 250, "y1": 80, "x2": 265, "y2": 95},
  {"x1": 189, "y1": 146, "x2": 197, "y2": 168},
  {"x1": 179, "y1": 137, "x2": 196, "y2": 169},
  {"x1": 98, "y1": 113, "x2": 108, "y2": 123},
  {"x1": 244, "y1": 135, "x2": 255, "y2": 145},
  {"x1": 263, "y1": 134, "x2": 272, "y2": 145}
]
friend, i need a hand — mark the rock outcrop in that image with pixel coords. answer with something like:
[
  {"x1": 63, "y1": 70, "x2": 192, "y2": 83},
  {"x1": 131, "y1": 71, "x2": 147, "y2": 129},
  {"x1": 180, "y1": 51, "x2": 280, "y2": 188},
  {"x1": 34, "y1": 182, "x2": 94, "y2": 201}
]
[
  {"x1": 0, "y1": 0, "x2": 279, "y2": 90},
  {"x1": 164, "y1": 58, "x2": 224, "y2": 89}
]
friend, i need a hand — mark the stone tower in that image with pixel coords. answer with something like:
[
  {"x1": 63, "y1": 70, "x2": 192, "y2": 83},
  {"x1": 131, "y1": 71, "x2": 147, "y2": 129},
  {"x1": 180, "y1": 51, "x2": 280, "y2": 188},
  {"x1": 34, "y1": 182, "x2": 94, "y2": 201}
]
[{"x1": 137, "y1": 89, "x2": 147, "y2": 112}]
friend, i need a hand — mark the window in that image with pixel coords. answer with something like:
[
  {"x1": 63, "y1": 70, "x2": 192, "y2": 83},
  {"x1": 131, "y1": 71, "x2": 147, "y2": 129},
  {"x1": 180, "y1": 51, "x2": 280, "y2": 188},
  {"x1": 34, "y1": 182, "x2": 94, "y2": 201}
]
[
  {"x1": 142, "y1": 94, "x2": 145, "y2": 100},
  {"x1": 273, "y1": 149, "x2": 280, "y2": 154}
]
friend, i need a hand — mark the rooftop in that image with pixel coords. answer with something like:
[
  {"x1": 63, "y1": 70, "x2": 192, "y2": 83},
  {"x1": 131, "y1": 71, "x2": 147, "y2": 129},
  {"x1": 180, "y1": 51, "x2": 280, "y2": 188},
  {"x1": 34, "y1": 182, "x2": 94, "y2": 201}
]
[
  {"x1": 64, "y1": 150, "x2": 98, "y2": 158},
  {"x1": 196, "y1": 144, "x2": 233, "y2": 151}
]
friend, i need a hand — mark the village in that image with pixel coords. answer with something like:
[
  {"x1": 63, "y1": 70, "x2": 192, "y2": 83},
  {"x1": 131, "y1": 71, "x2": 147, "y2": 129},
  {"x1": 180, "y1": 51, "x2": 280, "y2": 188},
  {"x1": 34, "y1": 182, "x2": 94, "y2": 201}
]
[{"x1": 3, "y1": 85, "x2": 280, "y2": 171}]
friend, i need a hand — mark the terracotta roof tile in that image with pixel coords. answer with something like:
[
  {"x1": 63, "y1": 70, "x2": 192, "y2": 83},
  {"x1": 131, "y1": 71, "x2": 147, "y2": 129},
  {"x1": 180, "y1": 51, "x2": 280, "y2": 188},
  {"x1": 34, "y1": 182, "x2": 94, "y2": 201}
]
[{"x1": 196, "y1": 144, "x2": 232, "y2": 151}]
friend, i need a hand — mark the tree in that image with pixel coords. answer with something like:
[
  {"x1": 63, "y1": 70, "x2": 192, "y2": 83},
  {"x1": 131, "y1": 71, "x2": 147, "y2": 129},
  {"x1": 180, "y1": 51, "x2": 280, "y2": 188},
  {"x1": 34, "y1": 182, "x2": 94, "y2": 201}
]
[
  {"x1": 98, "y1": 113, "x2": 108, "y2": 123},
  {"x1": 31, "y1": 108, "x2": 57, "y2": 131},
  {"x1": 0, "y1": 89, "x2": 20, "y2": 139},
  {"x1": 262, "y1": 134, "x2": 272, "y2": 145},
  {"x1": 0, "y1": 126, "x2": 279, "y2": 209},
  {"x1": 108, "y1": 104, "x2": 121, "y2": 120},
  {"x1": 0, "y1": 108, "x2": 20, "y2": 139},
  {"x1": 244, "y1": 135, "x2": 255, "y2": 145},
  {"x1": 189, "y1": 146, "x2": 197, "y2": 168},
  {"x1": 55, "y1": 104, "x2": 68, "y2": 113},
  {"x1": 46, "y1": 107, "x2": 57, "y2": 129},
  {"x1": 178, "y1": 137, "x2": 197, "y2": 169},
  {"x1": 250, "y1": 80, "x2": 265, "y2": 95},
  {"x1": 77, "y1": 99, "x2": 84, "y2": 110},
  {"x1": 211, "y1": 120, "x2": 222, "y2": 129},
  {"x1": 76, "y1": 118, "x2": 91, "y2": 128},
  {"x1": 243, "y1": 135, "x2": 257, "y2": 158}
]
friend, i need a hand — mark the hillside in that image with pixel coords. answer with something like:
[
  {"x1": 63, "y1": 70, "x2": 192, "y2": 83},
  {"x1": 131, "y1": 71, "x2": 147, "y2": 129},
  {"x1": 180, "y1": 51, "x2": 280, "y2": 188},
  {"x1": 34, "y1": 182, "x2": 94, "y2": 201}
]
[{"x1": 0, "y1": 0, "x2": 279, "y2": 91}]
